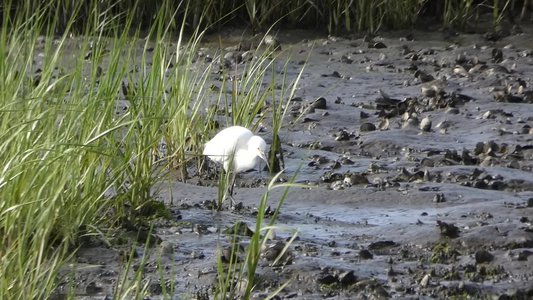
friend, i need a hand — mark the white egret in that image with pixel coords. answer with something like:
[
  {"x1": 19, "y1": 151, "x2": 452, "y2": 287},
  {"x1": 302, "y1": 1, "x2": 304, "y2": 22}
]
[{"x1": 203, "y1": 126, "x2": 269, "y2": 204}]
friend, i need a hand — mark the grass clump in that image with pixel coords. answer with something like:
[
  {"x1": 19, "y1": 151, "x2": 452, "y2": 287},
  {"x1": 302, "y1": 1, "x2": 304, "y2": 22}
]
[
  {"x1": 4, "y1": 0, "x2": 523, "y2": 34},
  {"x1": 430, "y1": 242, "x2": 461, "y2": 264}
]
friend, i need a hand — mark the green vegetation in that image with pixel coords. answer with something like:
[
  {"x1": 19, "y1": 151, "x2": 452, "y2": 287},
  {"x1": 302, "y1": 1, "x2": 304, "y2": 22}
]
[
  {"x1": 3, "y1": 0, "x2": 523, "y2": 34},
  {"x1": 430, "y1": 242, "x2": 461, "y2": 264},
  {"x1": 215, "y1": 172, "x2": 299, "y2": 299}
]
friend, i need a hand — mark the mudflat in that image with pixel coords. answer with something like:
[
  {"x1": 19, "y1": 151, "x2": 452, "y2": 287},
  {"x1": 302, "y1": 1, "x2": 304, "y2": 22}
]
[{"x1": 60, "y1": 25, "x2": 533, "y2": 299}]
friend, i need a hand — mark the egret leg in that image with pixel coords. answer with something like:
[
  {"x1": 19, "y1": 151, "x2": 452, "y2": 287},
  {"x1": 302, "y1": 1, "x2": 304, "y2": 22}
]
[{"x1": 224, "y1": 170, "x2": 238, "y2": 207}]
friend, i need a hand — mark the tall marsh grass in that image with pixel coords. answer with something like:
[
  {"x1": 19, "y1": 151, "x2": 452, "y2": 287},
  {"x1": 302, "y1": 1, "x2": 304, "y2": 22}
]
[{"x1": 3, "y1": 0, "x2": 520, "y2": 34}]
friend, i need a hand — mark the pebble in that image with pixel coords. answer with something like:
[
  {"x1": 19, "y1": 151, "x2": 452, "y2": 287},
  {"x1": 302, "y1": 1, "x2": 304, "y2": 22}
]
[
  {"x1": 359, "y1": 249, "x2": 374, "y2": 259},
  {"x1": 360, "y1": 122, "x2": 377, "y2": 132},
  {"x1": 311, "y1": 97, "x2": 327, "y2": 109},
  {"x1": 475, "y1": 249, "x2": 494, "y2": 264},
  {"x1": 419, "y1": 274, "x2": 431, "y2": 287},
  {"x1": 159, "y1": 241, "x2": 174, "y2": 255},
  {"x1": 420, "y1": 116, "x2": 432, "y2": 132}
]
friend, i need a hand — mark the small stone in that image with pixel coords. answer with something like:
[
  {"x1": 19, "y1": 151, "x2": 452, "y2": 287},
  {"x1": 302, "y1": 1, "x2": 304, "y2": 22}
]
[
  {"x1": 360, "y1": 122, "x2": 377, "y2": 132},
  {"x1": 335, "y1": 129, "x2": 350, "y2": 141},
  {"x1": 339, "y1": 270, "x2": 357, "y2": 286},
  {"x1": 507, "y1": 159, "x2": 520, "y2": 169},
  {"x1": 475, "y1": 249, "x2": 493, "y2": 264},
  {"x1": 517, "y1": 250, "x2": 533, "y2": 261},
  {"x1": 311, "y1": 97, "x2": 327, "y2": 109},
  {"x1": 159, "y1": 241, "x2": 174, "y2": 255},
  {"x1": 263, "y1": 241, "x2": 288, "y2": 262},
  {"x1": 318, "y1": 274, "x2": 338, "y2": 285},
  {"x1": 420, "y1": 116, "x2": 432, "y2": 132},
  {"x1": 368, "y1": 240, "x2": 397, "y2": 250},
  {"x1": 359, "y1": 249, "x2": 374, "y2": 259},
  {"x1": 345, "y1": 173, "x2": 369, "y2": 185},
  {"x1": 436, "y1": 220, "x2": 460, "y2": 238},
  {"x1": 85, "y1": 282, "x2": 103, "y2": 295},
  {"x1": 433, "y1": 193, "x2": 446, "y2": 203},
  {"x1": 368, "y1": 41, "x2": 387, "y2": 49},
  {"x1": 420, "y1": 158, "x2": 435, "y2": 167}
]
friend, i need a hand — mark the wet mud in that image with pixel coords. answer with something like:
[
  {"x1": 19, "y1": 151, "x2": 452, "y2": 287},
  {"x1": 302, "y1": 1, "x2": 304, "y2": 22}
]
[{"x1": 58, "y1": 24, "x2": 533, "y2": 299}]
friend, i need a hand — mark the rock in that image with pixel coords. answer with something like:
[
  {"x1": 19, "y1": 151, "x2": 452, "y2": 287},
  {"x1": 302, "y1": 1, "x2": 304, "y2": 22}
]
[
  {"x1": 85, "y1": 282, "x2": 103, "y2": 295},
  {"x1": 359, "y1": 249, "x2": 374, "y2": 259},
  {"x1": 344, "y1": 173, "x2": 369, "y2": 185},
  {"x1": 360, "y1": 122, "x2": 377, "y2": 132},
  {"x1": 414, "y1": 70, "x2": 435, "y2": 82},
  {"x1": 436, "y1": 220, "x2": 460, "y2": 238},
  {"x1": 433, "y1": 193, "x2": 446, "y2": 203},
  {"x1": 311, "y1": 97, "x2": 327, "y2": 109},
  {"x1": 368, "y1": 41, "x2": 387, "y2": 48},
  {"x1": 339, "y1": 270, "x2": 357, "y2": 286},
  {"x1": 159, "y1": 241, "x2": 174, "y2": 255},
  {"x1": 223, "y1": 221, "x2": 254, "y2": 236},
  {"x1": 317, "y1": 274, "x2": 338, "y2": 285},
  {"x1": 368, "y1": 240, "x2": 397, "y2": 250},
  {"x1": 420, "y1": 116, "x2": 432, "y2": 132},
  {"x1": 475, "y1": 249, "x2": 494, "y2": 264},
  {"x1": 335, "y1": 129, "x2": 351, "y2": 141}
]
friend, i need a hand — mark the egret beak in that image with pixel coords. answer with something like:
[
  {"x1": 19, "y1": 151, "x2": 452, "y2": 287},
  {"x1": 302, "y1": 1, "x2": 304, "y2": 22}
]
[{"x1": 257, "y1": 149, "x2": 270, "y2": 172}]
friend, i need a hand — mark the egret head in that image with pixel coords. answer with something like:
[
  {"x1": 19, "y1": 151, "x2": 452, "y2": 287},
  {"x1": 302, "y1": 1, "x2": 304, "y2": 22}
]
[{"x1": 248, "y1": 135, "x2": 270, "y2": 171}]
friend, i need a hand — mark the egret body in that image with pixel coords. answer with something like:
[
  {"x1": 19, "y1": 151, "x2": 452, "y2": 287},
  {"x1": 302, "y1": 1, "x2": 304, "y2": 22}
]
[
  {"x1": 203, "y1": 126, "x2": 268, "y2": 173},
  {"x1": 203, "y1": 126, "x2": 269, "y2": 205}
]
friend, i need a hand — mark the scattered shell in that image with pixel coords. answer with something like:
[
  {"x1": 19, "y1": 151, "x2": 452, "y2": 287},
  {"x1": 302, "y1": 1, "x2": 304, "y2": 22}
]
[
  {"x1": 264, "y1": 35, "x2": 281, "y2": 50},
  {"x1": 420, "y1": 116, "x2": 432, "y2": 132},
  {"x1": 453, "y1": 65, "x2": 469, "y2": 77},
  {"x1": 419, "y1": 274, "x2": 431, "y2": 288},
  {"x1": 421, "y1": 78, "x2": 447, "y2": 97},
  {"x1": 330, "y1": 180, "x2": 344, "y2": 190}
]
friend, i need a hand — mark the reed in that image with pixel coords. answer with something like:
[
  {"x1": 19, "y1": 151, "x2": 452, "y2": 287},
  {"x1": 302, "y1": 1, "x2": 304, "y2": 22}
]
[{"x1": 3, "y1": 0, "x2": 519, "y2": 34}]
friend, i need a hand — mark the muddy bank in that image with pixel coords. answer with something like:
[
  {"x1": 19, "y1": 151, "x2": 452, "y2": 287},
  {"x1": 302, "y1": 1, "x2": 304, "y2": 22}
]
[{"x1": 58, "y1": 25, "x2": 533, "y2": 299}]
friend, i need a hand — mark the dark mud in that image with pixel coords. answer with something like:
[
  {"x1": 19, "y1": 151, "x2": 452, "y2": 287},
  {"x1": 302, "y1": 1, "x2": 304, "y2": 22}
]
[{"x1": 58, "y1": 25, "x2": 533, "y2": 299}]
